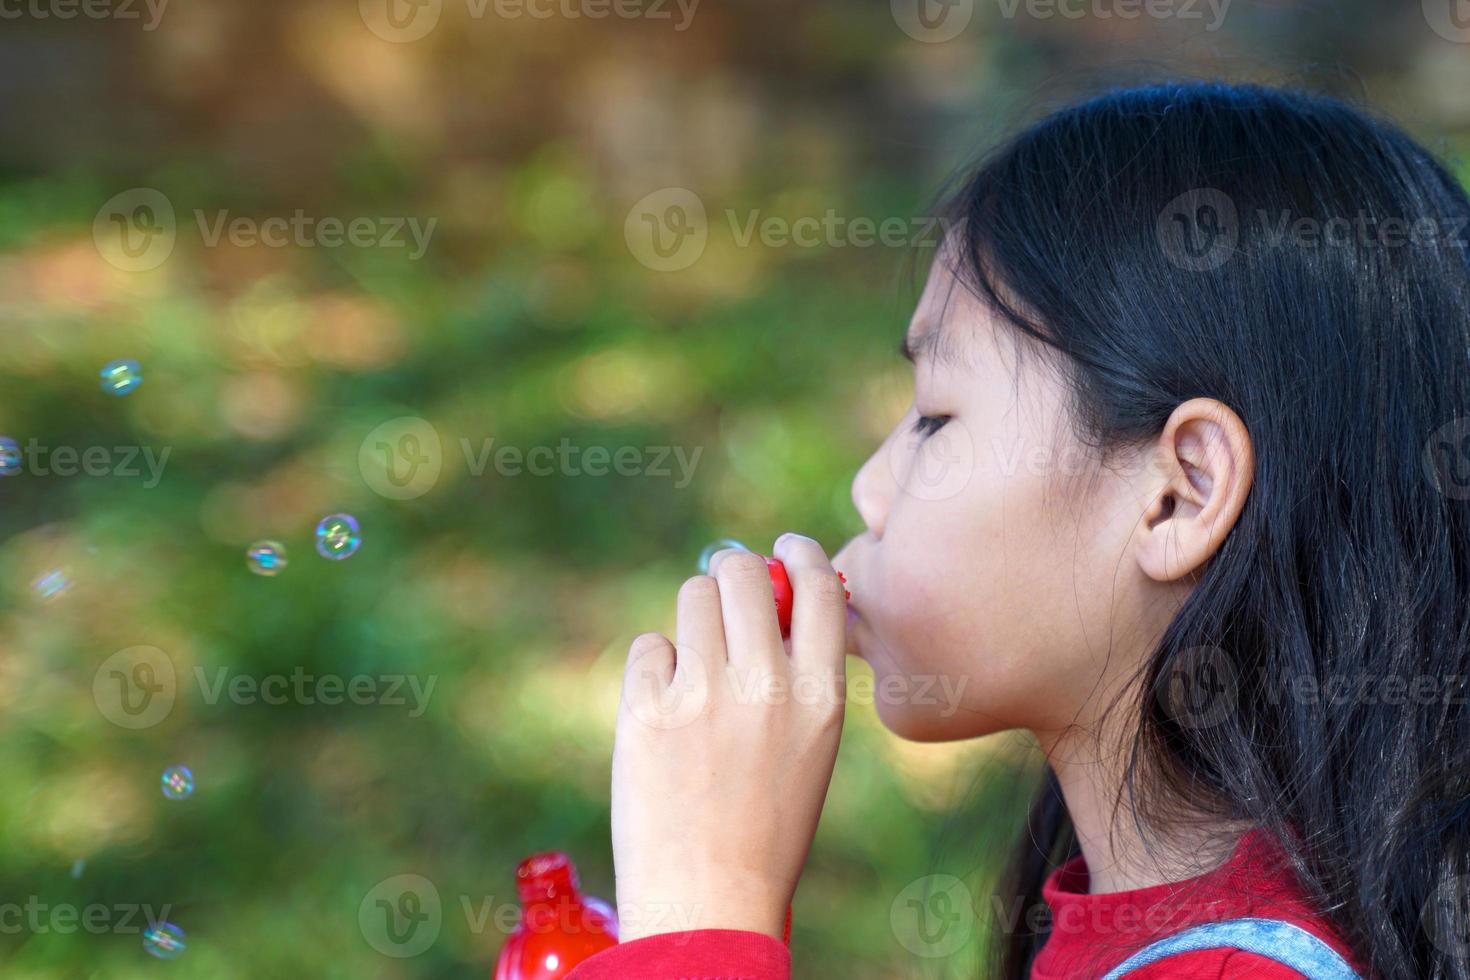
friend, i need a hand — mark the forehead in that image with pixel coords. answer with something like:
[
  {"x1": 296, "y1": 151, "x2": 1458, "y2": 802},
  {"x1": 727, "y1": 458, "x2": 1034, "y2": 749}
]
[{"x1": 903, "y1": 254, "x2": 983, "y2": 368}]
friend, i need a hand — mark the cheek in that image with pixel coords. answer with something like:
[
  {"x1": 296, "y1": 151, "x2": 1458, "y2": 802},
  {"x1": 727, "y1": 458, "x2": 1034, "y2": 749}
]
[{"x1": 856, "y1": 461, "x2": 1106, "y2": 737}]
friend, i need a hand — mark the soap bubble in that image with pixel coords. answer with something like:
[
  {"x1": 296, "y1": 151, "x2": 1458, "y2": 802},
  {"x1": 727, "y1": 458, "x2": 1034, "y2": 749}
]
[
  {"x1": 0, "y1": 437, "x2": 20, "y2": 476},
  {"x1": 100, "y1": 358, "x2": 143, "y2": 396},
  {"x1": 161, "y1": 765, "x2": 194, "y2": 800},
  {"x1": 696, "y1": 538, "x2": 749, "y2": 574},
  {"x1": 246, "y1": 540, "x2": 288, "y2": 576},
  {"x1": 315, "y1": 513, "x2": 361, "y2": 560},
  {"x1": 143, "y1": 922, "x2": 186, "y2": 959},
  {"x1": 32, "y1": 569, "x2": 71, "y2": 600}
]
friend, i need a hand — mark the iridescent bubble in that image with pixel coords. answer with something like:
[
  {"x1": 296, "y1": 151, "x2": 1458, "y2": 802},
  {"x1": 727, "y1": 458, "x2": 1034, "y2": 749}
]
[
  {"x1": 315, "y1": 513, "x2": 361, "y2": 560},
  {"x1": 697, "y1": 538, "x2": 749, "y2": 574},
  {"x1": 143, "y1": 922, "x2": 186, "y2": 959},
  {"x1": 0, "y1": 437, "x2": 20, "y2": 476},
  {"x1": 160, "y1": 765, "x2": 194, "y2": 800},
  {"x1": 246, "y1": 540, "x2": 288, "y2": 577},
  {"x1": 32, "y1": 569, "x2": 71, "y2": 600},
  {"x1": 100, "y1": 358, "x2": 143, "y2": 396}
]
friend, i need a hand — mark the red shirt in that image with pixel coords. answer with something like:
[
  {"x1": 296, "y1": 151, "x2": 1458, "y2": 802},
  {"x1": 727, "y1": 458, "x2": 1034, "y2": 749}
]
[
  {"x1": 566, "y1": 828, "x2": 1364, "y2": 979},
  {"x1": 1031, "y1": 827, "x2": 1365, "y2": 978}
]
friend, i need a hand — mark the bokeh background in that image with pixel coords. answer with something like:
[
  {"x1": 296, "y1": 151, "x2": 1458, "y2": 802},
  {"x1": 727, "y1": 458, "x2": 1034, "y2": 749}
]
[{"x1": 2, "y1": 0, "x2": 1469, "y2": 976}]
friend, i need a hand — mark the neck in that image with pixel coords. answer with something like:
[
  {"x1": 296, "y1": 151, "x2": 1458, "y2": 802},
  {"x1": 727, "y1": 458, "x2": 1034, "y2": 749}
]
[{"x1": 1035, "y1": 723, "x2": 1243, "y2": 895}]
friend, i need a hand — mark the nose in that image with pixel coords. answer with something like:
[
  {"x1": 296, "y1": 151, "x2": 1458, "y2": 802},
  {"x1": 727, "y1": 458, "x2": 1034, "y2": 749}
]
[{"x1": 851, "y1": 438, "x2": 896, "y2": 541}]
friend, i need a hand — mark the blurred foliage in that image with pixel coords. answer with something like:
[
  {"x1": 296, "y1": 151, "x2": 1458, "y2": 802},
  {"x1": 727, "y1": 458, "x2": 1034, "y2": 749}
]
[{"x1": 1, "y1": 0, "x2": 1468, "y2": 976}]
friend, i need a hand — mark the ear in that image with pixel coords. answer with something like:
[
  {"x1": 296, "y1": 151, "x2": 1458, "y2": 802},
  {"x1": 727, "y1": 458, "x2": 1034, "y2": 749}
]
[{"x1": 1134, "y1": 397, "x2": 1254, "y2": 583}]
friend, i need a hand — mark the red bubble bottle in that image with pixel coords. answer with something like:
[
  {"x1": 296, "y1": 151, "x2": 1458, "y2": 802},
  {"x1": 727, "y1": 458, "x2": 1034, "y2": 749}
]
[
  {"x1": 763, "y1": 556, "x2": 849, "y2": 637},
  {"x1": 493, "y1": 852, "x2": 618, "y2": 980}
]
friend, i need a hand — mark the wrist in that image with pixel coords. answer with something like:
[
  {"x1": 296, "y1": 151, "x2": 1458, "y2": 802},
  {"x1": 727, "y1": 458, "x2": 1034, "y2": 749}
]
[{"x1": 615, "y1": 891, "x2": 789, "y2": 943}]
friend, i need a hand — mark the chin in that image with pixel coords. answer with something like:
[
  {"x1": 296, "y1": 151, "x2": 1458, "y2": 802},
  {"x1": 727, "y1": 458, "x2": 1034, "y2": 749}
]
[{"x1": 871, "y1": 698, "x2": 991, "y2": 742}]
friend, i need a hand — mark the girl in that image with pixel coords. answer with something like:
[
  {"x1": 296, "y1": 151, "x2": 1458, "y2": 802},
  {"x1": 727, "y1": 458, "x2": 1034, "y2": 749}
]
[{"x1": 568, "y1": 82, "x2": 1470, "y2": 978}]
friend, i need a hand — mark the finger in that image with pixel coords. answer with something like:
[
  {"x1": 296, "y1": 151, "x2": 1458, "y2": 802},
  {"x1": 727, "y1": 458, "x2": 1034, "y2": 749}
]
[
  {"x1": 706, "y1": 548, "x2": 786, "y2": 673},
  {"x1": 676, "y1": 574, "x2": 728, "y2": 674},
  {"x1": 771, "y1": 532, "x2": 847, "y2": 680},
  {"x1": 621, "y1": 631, "x2": 677, "y2": 708}
]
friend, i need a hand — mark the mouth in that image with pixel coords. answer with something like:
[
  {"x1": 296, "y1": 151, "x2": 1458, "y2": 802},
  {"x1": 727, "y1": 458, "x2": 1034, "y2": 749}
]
[{"x1": 844, "y1": 603, "x2": 863, "y2": 657}]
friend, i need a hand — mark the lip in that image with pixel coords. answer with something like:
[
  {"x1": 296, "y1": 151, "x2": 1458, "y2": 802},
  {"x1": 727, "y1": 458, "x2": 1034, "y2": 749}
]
[{"x1": 844, "y1": 604, "x2": 863, "y2": 658}]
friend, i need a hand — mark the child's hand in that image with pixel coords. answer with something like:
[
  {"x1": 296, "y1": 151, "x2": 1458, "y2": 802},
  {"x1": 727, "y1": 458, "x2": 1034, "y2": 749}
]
[{"x1": 609, "y1": 533, "x2": 848, "y2": 943}]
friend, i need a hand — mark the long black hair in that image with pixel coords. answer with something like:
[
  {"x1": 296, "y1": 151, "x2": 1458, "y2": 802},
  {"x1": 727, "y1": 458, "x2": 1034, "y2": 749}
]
[{"x1": 933, "y1": 82, "x2": 1470, "y2": 979}]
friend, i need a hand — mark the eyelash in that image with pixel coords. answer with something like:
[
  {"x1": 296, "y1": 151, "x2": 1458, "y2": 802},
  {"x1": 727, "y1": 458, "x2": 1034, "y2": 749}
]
[{"x1": 913, "y1": 414, "x2": 951, "y2": 437}]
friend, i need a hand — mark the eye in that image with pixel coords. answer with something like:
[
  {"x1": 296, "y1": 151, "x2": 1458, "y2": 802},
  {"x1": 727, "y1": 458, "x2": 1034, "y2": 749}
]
[{"x1": 912, "y1": 414, "x2": 951, "y2": 437}]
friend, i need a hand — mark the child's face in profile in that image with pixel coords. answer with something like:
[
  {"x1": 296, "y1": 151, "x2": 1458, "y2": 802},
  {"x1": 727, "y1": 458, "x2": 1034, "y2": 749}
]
[{"x1": 834, "y1": 255, "x2": 1169, "y2": 743}]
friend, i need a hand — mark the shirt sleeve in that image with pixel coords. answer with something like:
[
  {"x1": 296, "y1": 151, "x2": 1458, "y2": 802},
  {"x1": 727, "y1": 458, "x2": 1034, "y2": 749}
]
[{"x1": 564, "y1": 929, "x2": 791, "y2": 980}]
